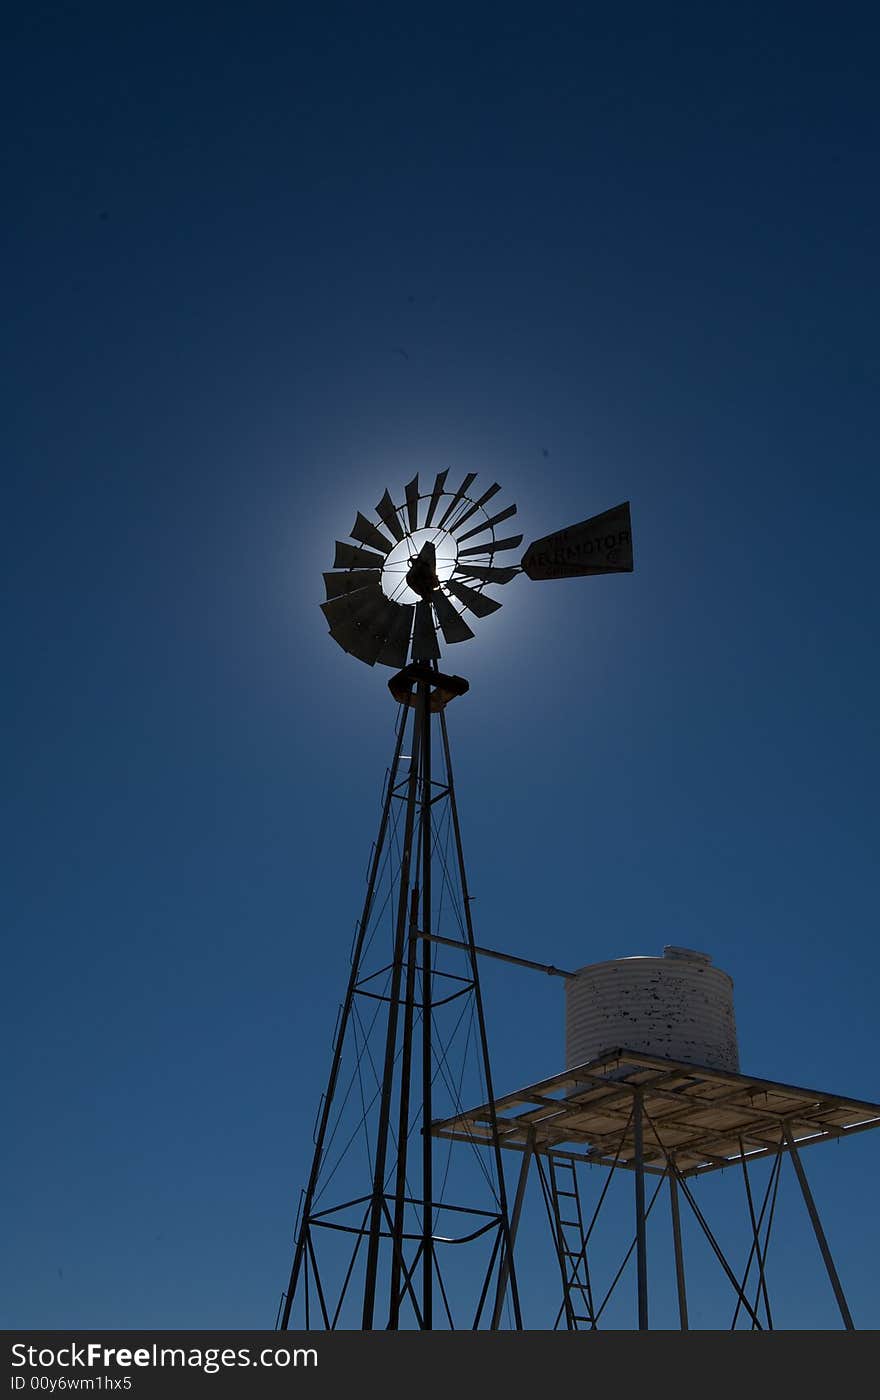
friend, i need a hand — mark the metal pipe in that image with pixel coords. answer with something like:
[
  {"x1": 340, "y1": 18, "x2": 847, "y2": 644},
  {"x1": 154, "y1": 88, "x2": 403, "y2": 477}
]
[
  {"x1": 413, "y1": 928, "x2": 576, "y2": 978},
  {"x1": 784, "y1": 1123, "x2": 854, "y2": 1330}
]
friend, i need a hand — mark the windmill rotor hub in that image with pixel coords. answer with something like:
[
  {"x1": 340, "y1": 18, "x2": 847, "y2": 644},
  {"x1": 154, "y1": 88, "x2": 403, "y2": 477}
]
[
  {"x1": 405, "y1": 540, "x2": 441, "y2": 599},
  {"x1": 383, "y1": 528, "x2": 457, "y2": 604}
]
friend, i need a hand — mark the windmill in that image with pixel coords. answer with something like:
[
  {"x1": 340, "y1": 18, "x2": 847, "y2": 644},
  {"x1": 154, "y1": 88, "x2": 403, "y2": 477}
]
[
  {"x1": 319, "y1": 471, "x2": 632, "y2": 667},
  {"x1": 278, "y1": 471, "x2": 633, "y2": 1331}
]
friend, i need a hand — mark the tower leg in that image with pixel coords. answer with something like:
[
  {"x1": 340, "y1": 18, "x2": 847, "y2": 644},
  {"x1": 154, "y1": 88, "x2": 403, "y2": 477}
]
[
  {"x1": 363, "y1": 700, "x2": 422, "y2": 1328},
  {"x1": 388, "y1": 882, "x2": 421, "y2": 1328},
  {"x1": 784, "y1": 1124, "x2": 854, "y2": 1330},
  {"x1": 419, "y1": 677, "x2": 433, "y2": 1328},
  {"x1": 280, "y1": 701, "x2": 410, "y2": 1330},
  {"x1": 439, "y1": 707, "x2": 523, "y2": 1330}
]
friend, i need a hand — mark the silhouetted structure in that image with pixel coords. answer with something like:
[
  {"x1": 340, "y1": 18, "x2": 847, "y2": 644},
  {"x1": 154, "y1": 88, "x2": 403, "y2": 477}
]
[{"x1": 278, "y1": 472, "x2": 634, "y2": 1329}]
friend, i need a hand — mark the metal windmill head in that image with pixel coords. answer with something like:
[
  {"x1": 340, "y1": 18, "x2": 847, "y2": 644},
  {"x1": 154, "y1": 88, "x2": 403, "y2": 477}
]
[{"x1": 321, "y1": 471, "x2": 633, "y2": 668}]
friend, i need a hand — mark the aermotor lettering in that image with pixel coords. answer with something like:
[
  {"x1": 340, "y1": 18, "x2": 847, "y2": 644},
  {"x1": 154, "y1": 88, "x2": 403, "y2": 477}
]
[{"x1": 523, "y1": 527, "x2": 630, "y2": 576}]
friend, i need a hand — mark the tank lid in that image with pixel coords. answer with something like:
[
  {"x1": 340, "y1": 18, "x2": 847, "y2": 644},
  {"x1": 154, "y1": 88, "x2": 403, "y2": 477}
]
[{"x1": 663, "y1": 946, "x2": 712, "y2": 965}]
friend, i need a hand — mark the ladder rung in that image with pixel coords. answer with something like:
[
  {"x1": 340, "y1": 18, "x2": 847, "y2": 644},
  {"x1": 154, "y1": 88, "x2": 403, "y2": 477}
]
[
  {"x1": 555, "y1": 1188, "x2": 577, "y2": 1198},
  {"x1": 559, "y1": 1219, "x2": 581, "y2": 1228}
]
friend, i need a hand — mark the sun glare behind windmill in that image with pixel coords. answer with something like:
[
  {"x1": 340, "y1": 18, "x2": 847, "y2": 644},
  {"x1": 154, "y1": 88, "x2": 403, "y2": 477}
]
[
  {"x1": 321, "y1": 469, "x2": 634, "y2": 670},
  {"x1": 321, "y1": 471, "x2": 525, "y2": 666},
  {"x1": 381, "y1": 528, "x2": 459, "y2": 606}
]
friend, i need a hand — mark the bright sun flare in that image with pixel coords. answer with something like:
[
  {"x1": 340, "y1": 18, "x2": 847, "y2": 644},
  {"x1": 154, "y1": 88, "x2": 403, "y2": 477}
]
[{"x1": 381, "y1": 528, "x2": 459, "y2": 605}]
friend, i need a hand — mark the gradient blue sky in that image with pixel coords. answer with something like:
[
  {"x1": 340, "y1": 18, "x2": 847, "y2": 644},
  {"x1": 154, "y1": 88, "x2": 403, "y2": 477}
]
[{"x1": 3, "y1": 3, "x2": 878, "y2": 1328}]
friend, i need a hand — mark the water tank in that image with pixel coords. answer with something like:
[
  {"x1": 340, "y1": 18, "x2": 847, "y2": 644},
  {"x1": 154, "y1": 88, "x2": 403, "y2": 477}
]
[{"x1": 565, "y1": 946, "x2": 739, "y2": 1072}]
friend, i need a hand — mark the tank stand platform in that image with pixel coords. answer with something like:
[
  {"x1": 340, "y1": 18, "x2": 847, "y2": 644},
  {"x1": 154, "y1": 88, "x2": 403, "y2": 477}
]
[
  {"x1": 431, "y1": 1047, "x2": 880, "y2": 1177},
  {"x1": 432, "y1": 1050, "x2": 880, "y2": 1329},
  {"x1": 430, "y1": 1047, "x2": 878, "y2": 1176}
]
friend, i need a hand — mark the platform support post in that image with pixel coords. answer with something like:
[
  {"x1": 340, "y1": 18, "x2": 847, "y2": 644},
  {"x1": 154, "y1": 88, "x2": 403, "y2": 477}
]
[
  {"x1": 492, "y1": 1129, "x2": 534, "y2": 1327},
  {"x1": 784, "y1": 1123, "x2": 854, "y2": 1330},
  {"x1": 668, "y1": 1165, "x2": 688, "y2": 1330},
  {"x1": 633, "y1": 1089, "x2": 648, "y2": 1330}
]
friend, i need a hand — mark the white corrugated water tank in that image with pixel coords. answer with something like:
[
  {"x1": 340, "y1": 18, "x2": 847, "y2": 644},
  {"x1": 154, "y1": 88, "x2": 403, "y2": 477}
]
[{"x1": 565, "y1": 946, "x2": 739, "y2": 1072}]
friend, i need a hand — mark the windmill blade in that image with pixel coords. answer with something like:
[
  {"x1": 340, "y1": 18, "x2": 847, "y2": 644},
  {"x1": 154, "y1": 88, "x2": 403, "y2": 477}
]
[
  {"x1": 454, "y1": 563, "x2": 520, "y2": 585},
  {"x1": 456, "y1": 501, "x2": 518, "y2": 544},
  {"x1": 424, "y1": 469, "x2": 449, "y2": 527},
  {"x1": 350, "y1": 511, "x2": 394, "y2": 555},
  {"x1": 322, "y1": 586, "x2": 410, "y2": 665},
  {"x1": 347, "y1": 584, "x2": 403, "y2": 633},
  {"x1": 457, "y1": 533, "x2": 523, "y2": 558},
  {"x1": 375, "y1": 489, "x2": 405, "y2": 542},
  {"x1": 404, "y1": 474, "x2": 420, "y2": 533},
  {"x1": 334, "y1": 541, "x2": 387, "y2": 569},
  {"x1": 411, "y1": 599, "x2": 441, "y2": 660},
  {"x1": 447, "y1": 481, "x2": 501, "y2": 535},
  {"x1": 320, "y1": 586, "x2": 385, "y2": 628},
  {"x1": 437, "y1": 472, "x2": 477, "y2": 530},
  {"x1": 432, "y1": 589, "x2": 476, "y2": 645},
  {"x1": 376, "y1": 603, "x2": 414, "y2": 668},
  {"x1": 445, "y1": 579, "x2": 502, "y2": 619},
  {"x1": 521, "y1": 502, "x2": 633, "y2": 579},
  {"x1": 324, "y1": 616, "x2": 386, "y2": 666},
  {"x1": 320, "y1": 594, "x2": 363, "y2": 630},
  {"x1": 323, "y1": 569, "x2": 381, "y2": 600}
]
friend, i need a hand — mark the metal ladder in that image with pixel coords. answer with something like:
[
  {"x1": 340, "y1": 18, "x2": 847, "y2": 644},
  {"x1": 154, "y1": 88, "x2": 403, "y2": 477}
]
[{"x1": 547, "y1": 1156, "x2": 596, "y2": 1329}]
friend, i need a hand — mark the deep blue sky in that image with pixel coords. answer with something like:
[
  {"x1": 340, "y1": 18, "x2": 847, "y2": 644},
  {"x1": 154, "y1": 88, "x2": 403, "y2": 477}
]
[{"x1": 3, "y1": 4, "x2": 878, "y2": 1328}]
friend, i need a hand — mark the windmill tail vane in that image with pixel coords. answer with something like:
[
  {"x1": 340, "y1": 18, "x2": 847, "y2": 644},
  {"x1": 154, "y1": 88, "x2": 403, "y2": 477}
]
[{"x1": 321, "y1": 470, "x2": 633, "y2": 667}]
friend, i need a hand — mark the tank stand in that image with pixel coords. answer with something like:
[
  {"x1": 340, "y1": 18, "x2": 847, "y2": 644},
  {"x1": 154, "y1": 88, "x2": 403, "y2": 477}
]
[{"x1": 432, "y1": 1048, "x2": 879, "y2": 1328}]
